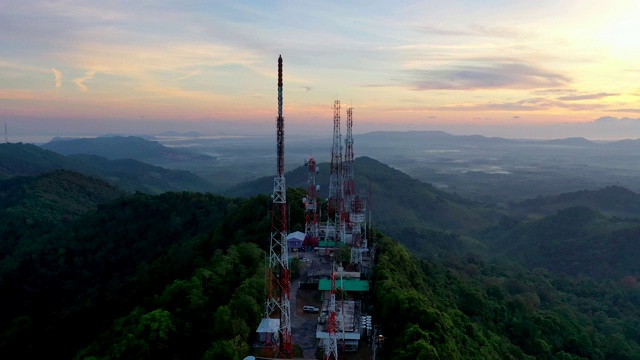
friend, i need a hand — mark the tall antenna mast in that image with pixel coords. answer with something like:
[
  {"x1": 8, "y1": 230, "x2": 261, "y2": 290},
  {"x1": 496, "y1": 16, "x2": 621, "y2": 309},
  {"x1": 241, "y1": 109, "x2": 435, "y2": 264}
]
[
  {"x1": 265, "y1": 55, "x2": 292, "y2": 358},
  {"x1": 326, "y1": 100, "x2": 343, "y2": 251}
]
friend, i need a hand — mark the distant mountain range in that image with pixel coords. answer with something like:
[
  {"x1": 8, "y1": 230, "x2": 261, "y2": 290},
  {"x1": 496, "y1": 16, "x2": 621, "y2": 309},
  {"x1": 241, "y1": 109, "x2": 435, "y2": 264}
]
[
  {"x1": 0, "y1": 142, "x2": 215, "y2": 194},
  {"x1": 356, "y1": 130, "x2": 640, "y2": 147},
  {"x1": 41, "y1": 135, "x2": 213, "y2": 164}
]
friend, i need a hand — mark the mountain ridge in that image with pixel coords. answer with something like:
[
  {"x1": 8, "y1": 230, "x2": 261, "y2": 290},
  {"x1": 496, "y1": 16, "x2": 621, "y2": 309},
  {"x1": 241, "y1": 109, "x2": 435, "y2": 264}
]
[{"x1": 0, "y1": 142, "x2": 215, "y2": 194}]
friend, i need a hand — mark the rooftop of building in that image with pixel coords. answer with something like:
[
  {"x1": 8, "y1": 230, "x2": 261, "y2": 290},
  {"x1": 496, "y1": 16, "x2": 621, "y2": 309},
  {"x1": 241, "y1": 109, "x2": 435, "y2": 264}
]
[{"x1": 318, "y1": 279, "x2": 369, "y2": 292}]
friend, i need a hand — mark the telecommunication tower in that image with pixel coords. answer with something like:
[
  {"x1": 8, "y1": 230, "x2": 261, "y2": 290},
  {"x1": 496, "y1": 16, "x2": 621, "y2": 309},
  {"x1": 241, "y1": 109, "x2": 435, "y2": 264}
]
[
  {"x1": 344, "y1": 107, "x2": 367, "y2": 267},
  {"x1": 326, "y1": 100, "x2": 343, "y2": 249},
  {"x1": 343, "y1": 107, "x2": 355, "y2": 226},
  {"x1": 324, "y1": 265, "x2": 339, "y2": 360},
  {"x1": 265, "y1": 55, "x2": 292, "y2": 358},
  {"x1": 303, "y1": 156, "x2": 319, "y2": 248}
]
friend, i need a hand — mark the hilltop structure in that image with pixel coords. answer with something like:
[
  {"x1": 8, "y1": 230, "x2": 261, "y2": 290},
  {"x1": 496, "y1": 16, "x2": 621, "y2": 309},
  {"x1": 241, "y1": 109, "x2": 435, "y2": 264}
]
[{"x1": 260, "y1": 55, "x2": 292, "y2": 358}]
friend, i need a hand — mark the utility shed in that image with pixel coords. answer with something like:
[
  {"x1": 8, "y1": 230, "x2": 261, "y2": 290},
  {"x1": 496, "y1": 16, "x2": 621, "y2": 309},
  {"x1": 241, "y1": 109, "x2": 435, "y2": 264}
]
[
  {"x1": 287, "y1": 231, "x2": 305, "y2": 250},
  {"x1": 254, "y1": 318, "x2": 280, "y2": 345}
]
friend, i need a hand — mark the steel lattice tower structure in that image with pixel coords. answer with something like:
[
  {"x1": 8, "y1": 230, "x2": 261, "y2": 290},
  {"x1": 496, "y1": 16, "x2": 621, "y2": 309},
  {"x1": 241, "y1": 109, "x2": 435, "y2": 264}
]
[
  {"x1": 326, "y1": 100, "x2": 343, "y2": 248},
  {"x1": 265, "y1": 55, "x2": 292, "y2": 358},
  {"x1": 324, "y1": 265, "x2": 339, "y2": 360},
  {"x1": 343, "y1": 107, "x2": 355, "y2": 227},
  {"x1": 343, "y1": 107, "x2": 367, "y2": 267},
  {"x1": 303, "y1": 156, "x2": 319, "y2": 248}
]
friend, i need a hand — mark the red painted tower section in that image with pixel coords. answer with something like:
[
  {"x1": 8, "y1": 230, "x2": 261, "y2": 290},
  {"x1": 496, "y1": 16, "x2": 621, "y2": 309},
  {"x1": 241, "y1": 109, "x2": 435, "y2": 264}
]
[
  {"x1": 325, "y1": 266, "x2": 339, "y2": 360},
  {"x1": 303, "y1": 156, "x2": 319, "y2": 248}
]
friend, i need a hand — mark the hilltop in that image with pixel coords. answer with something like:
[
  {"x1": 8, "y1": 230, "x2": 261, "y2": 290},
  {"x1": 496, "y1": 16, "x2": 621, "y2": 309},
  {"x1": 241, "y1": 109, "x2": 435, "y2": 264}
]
[
  {"x1": 0, "y1": 142, "x2": 88, "y2": 178},
  {"x1": 0, "y1": 170, "x2": 125, "y2": 258}
]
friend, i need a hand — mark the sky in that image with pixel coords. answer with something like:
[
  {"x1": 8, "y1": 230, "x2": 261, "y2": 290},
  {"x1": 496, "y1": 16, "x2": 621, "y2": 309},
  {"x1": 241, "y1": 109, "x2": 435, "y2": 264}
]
[{"x1": 2, "y1": 0, "x2": 640, "y2": 141}]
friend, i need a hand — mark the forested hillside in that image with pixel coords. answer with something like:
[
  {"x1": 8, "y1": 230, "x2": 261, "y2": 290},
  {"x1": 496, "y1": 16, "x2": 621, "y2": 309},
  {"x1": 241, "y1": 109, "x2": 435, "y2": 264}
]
[
  {"x1": 478, "y1": 206, "x2": 640, "y2": 280},
  {"x1": 69, "y1": 154, "x2": 215, "y2": 193},
  {"x1": 373, "y1": 235, "x2": 640, "y2": 359},
  {"x1": 0, "y1": 142, "x2": 88, "y2": 177},
  {"x1": 508, "y1": 186, "x2": 640, "y2": 219},
  {"x1": 0, "y1": 170, "x2": 125, "y2": 258},
  {"x1": 227, "y1": 156, "x2": 502, "y2": 258},
  {"x1": 2, "y1": 155, "x2": 640, "y2": 359},
  {"x1": 1, "y1": 188, "x2": 292, "y2": 359}
]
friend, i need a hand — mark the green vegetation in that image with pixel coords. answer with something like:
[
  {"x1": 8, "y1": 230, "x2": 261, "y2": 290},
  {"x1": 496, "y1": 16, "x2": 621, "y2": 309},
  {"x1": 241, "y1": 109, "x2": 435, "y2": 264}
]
[
  {"x1": 373, "y1": 235, "x2": 640, "y2": 359},
  {"x1": 508, "y1": 186, "x2": 640, "y2": 219},
  {"x1": 69, "y1": 154, "x2": 216, "y2": 193},
  {"x1": 0, "y1": 142, "x2": 88, "y2": 177},
  {"x1": 0, "y1": 182, "x2": 310, "y2": 359},
  {"x1": 227, "y1": 156, "x2": 502, "y2": 256},
  {"x1": 0, "y1": 170, "x2": 125, "y2": 259},
  {"x1": 3, "y1": 150, "x2": 640, "y2": 359},
  {"x1": 479, "y1": 206, "x2": 640, "y2": 279}
]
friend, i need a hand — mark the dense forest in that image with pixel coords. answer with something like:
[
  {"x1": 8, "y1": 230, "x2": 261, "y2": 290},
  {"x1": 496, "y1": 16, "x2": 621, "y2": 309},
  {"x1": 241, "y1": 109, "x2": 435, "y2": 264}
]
[
  {"x1": 373, "y1": 235, "x2": 640, "y2": 359},
  {"x1": 0, "y1": 168, "x2": 311, "y2": 359},
  {"x1": 2, "y1": 148, "x2": 640, "y2": 358}
]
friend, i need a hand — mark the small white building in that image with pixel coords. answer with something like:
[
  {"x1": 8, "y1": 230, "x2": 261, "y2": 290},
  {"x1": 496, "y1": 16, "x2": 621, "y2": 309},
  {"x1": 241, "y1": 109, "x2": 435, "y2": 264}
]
[
  {"x1": 255, "y1": 318, "x2": 280, "y2": 345},
  {"x1": 287, "y1": 231, "x2": 305, "y2": 250}
]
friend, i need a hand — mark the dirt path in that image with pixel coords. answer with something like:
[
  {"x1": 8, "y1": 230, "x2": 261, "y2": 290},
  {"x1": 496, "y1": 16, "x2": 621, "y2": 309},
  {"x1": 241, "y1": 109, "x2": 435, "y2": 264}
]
[{"x1": 291, "y1": 255, "x2": 324, "y2": 359}]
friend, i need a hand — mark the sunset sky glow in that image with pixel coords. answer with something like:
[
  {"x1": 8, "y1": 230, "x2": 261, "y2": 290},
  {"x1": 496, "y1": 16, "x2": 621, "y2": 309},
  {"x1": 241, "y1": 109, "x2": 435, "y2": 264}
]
[{"x1": 2, "y1": 0, "x2": 640, "y2": 139}]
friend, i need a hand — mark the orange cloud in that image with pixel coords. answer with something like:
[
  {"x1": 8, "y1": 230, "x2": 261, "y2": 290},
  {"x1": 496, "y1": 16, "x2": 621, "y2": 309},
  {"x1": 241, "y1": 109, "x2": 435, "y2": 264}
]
[
  {"x1": 72, "y1": 71, "x2": 96, "y2": 92},
  {"x1": 52, "y1": 68, "x2": 63, "y2": 88}
]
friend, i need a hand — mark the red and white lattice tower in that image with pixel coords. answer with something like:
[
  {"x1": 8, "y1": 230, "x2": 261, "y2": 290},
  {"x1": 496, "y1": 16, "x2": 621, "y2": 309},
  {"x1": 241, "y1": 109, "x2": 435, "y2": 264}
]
[
  {"x1": 265, "y1": 55, "x2": 292, "y2": 358},
  {"x1": 324, "y1": 265, "x2": 339, "y2": 360},
  {"x1": 344, "y1": 107, "x2": 367, "y2": 268},
  {"x1": 343, "y1": 107, "x2": 355, "y2": 230},
  {"x1": 303, "y1": 156, "x2": 319, "y2": 248},
  {"x1": 326, "y1": 100, "x2": 343, "y2": 252}
]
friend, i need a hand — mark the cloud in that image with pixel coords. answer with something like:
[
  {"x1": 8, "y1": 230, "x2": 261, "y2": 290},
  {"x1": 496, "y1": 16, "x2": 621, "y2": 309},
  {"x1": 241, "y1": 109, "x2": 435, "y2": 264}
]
[
  {"x1": 534, "y1": 88, "x2": 577, "y2": 95},
  {"x1": 557, "y1": 92, "x2": 618, "y2": 101},
  {"x1": 0, "y1": 89, "x2": 39, "y2": 100},
  {"x1": 406, "y1": 62, "x2": 571, "y2": 90},
  {"x1": 302, "y1": 86, "x2": 312, "y2": 92},
  {"x1": 594, "y1": 116, "x2": 640, "y2": 124},
  {"x1": 51, "y1": 68, "x2": 62, "y2": 88},
  {"x1": 430, "y1": 97, "x2": 606, "y2": 112},
  {"x1": 415, "y1": 24, "x2": 525, "y2": 39},
  {"x1": 72, "y1": 71, "x2": 96, "y2": 92},
  {"x1": 512, "y1": 115, "x2": 520, "y2": 119},
  {"x1": 415, "y1": 26, "x2": 473, "y2": 37},
  {"x1": 610, "y1": 108, "x2": 640, "y2": 113}
]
